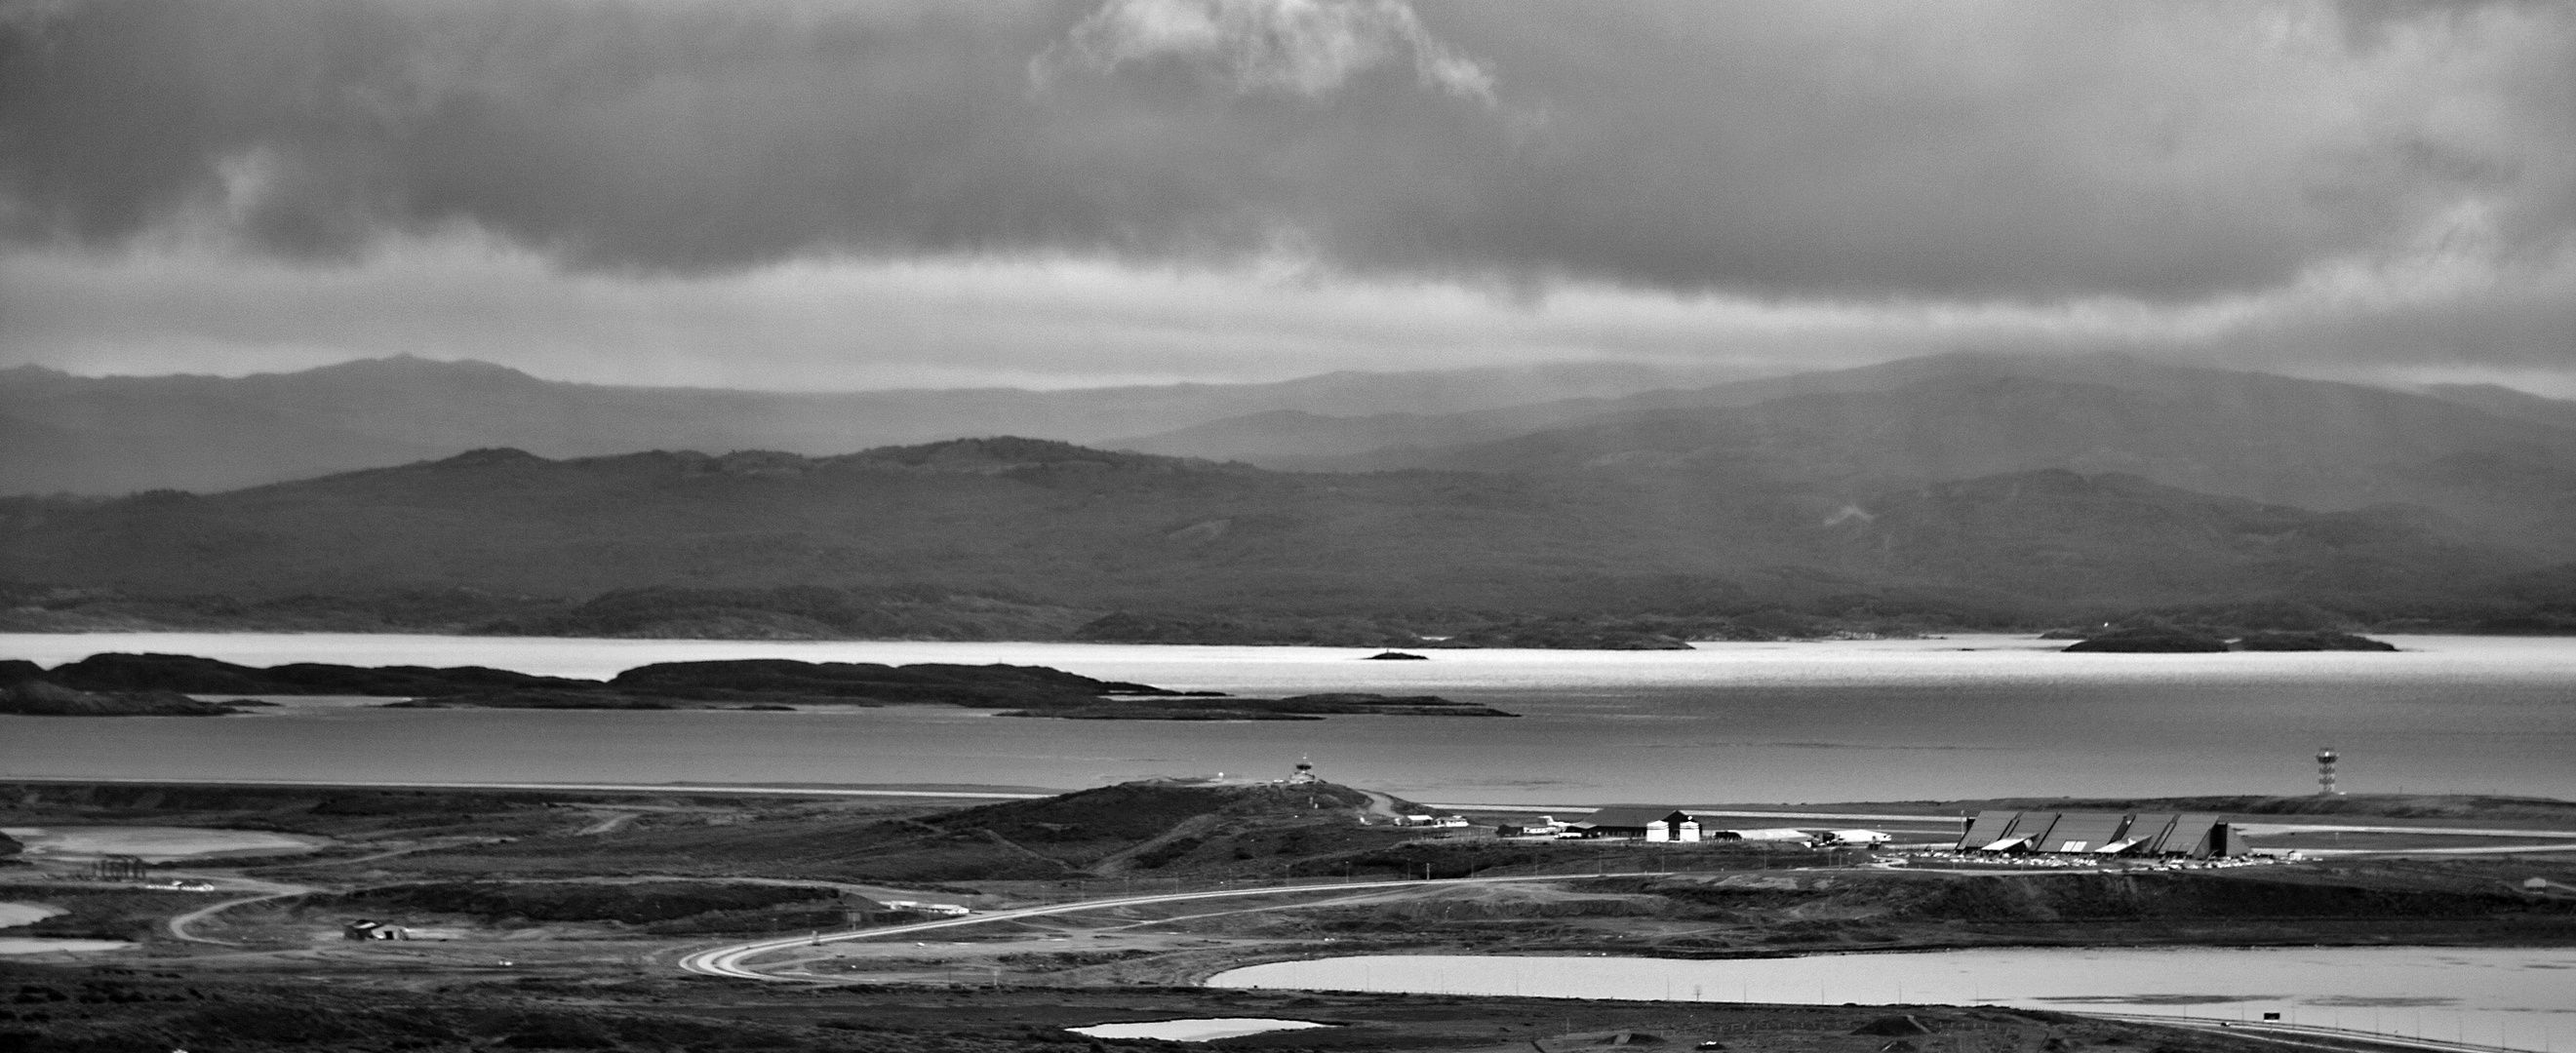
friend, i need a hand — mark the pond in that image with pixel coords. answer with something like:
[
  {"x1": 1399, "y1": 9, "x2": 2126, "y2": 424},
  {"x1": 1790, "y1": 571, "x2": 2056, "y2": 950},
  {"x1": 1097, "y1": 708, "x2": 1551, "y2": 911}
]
[
  {"x1": 0, "y1": 938, "x2": 132, "y2": 956},
  {"x1": 1208, "y1": 948, "x2": 2576, "y2": 1052},
  {"x1": 1, "y1": 826, "x2": 331, "y2": 862},
  {"x1": 1067, "y1": 1019, "x2": 1330, "y2": 1041}
]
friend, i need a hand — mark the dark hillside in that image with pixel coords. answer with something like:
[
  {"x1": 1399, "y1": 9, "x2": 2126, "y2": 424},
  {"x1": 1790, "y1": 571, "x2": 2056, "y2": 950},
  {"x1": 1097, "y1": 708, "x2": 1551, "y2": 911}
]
[
  {"x1": 395, "y1": 780, "x2": 1423, "y2": 882},
  {"x1": 0, "y1": 434, "x2": 2546, "y2": 633},
  {"x1": 928, "y1": 780, "x2": 1386, "y2": 845},
  {"x1": 1828, "y1": 470, "x2": 2506, "y2": 604}
]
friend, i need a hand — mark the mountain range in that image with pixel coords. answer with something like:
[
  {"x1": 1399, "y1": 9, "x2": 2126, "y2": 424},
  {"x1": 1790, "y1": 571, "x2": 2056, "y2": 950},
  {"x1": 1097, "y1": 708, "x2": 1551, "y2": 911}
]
[
  {"x1": 5, "y1": 351, "x2": 2573, "y2": 640},
  {"x1": 0, "y1": 356, "x2": 1759, "y2": 495}
]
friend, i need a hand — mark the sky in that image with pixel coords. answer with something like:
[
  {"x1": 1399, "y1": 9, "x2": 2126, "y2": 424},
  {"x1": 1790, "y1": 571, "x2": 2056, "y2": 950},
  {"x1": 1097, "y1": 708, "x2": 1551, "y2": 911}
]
[{"x1": 2, "y1": 0, "x2": 2572, "y2": 394}]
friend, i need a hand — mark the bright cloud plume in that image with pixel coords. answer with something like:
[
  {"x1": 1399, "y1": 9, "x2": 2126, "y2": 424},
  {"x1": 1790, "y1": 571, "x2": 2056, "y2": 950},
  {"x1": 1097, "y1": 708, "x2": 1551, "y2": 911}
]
[{"x1": 1039, "y1": 0, "x2": 1494, "y2": 101}]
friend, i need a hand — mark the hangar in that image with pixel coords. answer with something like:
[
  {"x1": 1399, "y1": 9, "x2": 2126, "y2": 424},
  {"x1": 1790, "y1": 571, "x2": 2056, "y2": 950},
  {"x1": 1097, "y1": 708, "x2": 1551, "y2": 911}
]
[
  {"x1": 1569, "y1": 806, "x2": 1704, "y2": 841},
  {"x1": 1956, "y1": 810, "x2": 2247, "y2": 858}
]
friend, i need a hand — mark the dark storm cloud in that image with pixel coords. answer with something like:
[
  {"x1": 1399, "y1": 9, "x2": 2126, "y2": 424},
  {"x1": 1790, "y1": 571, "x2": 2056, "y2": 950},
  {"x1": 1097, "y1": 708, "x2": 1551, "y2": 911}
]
[{"x1": 2, "y1": 0, "x2": 2571, "y2": 302}]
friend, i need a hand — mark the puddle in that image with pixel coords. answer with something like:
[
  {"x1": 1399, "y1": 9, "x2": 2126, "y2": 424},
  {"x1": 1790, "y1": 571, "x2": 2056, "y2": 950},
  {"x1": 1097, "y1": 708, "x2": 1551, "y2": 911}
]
[{"x1": 1068, "y1": 1019, "x2": 1330, "y2": 1042}]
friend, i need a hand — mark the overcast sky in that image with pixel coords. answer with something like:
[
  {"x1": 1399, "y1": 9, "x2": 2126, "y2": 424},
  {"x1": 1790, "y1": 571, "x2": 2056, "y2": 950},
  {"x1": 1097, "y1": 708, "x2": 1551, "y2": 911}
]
[{"x1": 2, "y1": 0, "x2": 2571, "y2": 393}]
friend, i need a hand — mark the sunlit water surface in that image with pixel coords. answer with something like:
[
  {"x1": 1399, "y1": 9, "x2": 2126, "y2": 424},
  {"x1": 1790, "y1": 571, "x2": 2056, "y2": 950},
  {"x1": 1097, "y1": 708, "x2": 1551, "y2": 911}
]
[
  {"x1": 1066, "y1": 1019, "x2": 1328, "y2": 1041},
  {"x1": 4, "y1": 634, "x2": 2572, "y2": 802},
  {"x1": 0, "y1": 939, "x2": 131, "y2": 956},
  {"x1": 1209, "y1": 948, "x2": 2576, "y2": 1052},
  {"x1": 0, "y1": 826, "x2": 330, "y2": 861}
]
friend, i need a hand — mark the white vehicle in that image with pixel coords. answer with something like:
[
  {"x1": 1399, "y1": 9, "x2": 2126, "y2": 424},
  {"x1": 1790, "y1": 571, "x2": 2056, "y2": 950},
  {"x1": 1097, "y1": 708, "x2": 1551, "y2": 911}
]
[{"x1": 1820, "y1": 829, "x2": 1893, "y2": 846}]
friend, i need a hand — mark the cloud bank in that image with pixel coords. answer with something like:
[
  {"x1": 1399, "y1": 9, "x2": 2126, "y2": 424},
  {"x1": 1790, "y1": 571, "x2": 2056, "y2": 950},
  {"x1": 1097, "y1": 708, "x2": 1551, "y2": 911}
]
[{"x1": 0, "y1": 0, "x2": 2569, "y2": 386}]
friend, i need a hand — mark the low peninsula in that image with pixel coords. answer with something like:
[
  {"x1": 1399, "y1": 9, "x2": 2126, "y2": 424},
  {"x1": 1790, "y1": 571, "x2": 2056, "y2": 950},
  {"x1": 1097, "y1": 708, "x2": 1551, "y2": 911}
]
[
  {"x1": 0, "y1": 675, "x2": 258, "y2": 718},
  {"x1": 12, "y1": 652, "x2": 1515, "y2": 720}
]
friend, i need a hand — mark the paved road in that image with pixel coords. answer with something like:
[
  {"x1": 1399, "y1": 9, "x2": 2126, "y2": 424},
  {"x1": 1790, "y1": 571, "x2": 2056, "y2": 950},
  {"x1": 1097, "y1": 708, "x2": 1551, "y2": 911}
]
[
  {"x1": 677, "y1": 872, "x2": 1667, "y2": 982},
  {"x1": 2230, "y1": 822, "x2": 2576, "y2": 838},
  {"x1": 165, "y1": 878, "x2": 315, "y2": 945},
  {"x1": 2294, "y1": 842, "x2": 2576, "y2": 856},
  {"x1": 1428, "y1": 803, "x2": 1949, "y2": 824},
  {"x1": 1355, "y1": 790, "x2": 1407, "y2": 823},
  {"x1": 1433, "y1": 805, "x2": 2576, "y2": 842},
  {"x1": 680, "y1": 878, "x2": 2553, "y2": 1053}
]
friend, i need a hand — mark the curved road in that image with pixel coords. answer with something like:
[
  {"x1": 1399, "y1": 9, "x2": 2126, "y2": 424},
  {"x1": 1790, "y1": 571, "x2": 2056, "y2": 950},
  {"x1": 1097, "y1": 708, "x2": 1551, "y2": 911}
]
[
  {"x1": 679, "y1": 871, "x2": 1660, "y2": 982},
  {"x1": 166, "y1": 878, "x2": 316, "y2": 945}
]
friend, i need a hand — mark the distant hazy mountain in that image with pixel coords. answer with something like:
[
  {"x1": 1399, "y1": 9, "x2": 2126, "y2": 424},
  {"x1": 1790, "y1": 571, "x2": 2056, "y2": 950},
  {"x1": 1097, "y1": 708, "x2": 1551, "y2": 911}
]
[
  {"x1": 1114, "y1": 351, "x2": 2251, "y2": 465},
  {"x1": 1128, "y1": 354, "x2": 2576, "y2": 556},
  {"x1": 2425, "y1": 382, "x2": 2576, "y2": 431},
  {"x1": 0, "y1": 356, "x2": 1762, "y2": 495},
  {"x1": 0, "y1": 437, "x2": 2542, "y2": 626},
  {"x1": 11, "y1": 351, "x2": 2572, "y2": 635}
]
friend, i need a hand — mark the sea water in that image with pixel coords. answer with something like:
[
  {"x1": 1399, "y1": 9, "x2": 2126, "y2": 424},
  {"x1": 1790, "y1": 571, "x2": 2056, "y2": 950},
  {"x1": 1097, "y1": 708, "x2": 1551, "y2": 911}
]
[{"x1": 3, "y1": 634, "x2": 2572, "y2": 802}]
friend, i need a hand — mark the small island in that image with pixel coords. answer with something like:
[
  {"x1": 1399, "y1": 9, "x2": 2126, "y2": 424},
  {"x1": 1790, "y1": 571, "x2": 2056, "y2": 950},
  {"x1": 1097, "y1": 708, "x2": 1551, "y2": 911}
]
[
  {"x1": 17, "y1": 652, "x2": 1517, "y2": 720},
  {"x1": 1002, "y1": 693, "x2": 1510, "y2": 721},
  {"x1": 2062, "y1": 627, "x2": 2398, "y2": 652}
]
